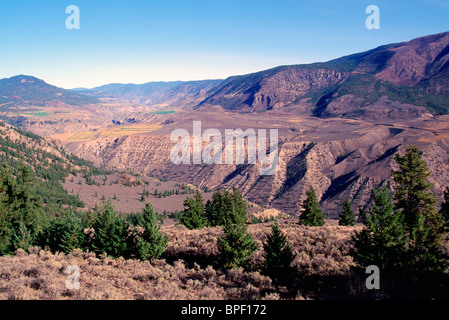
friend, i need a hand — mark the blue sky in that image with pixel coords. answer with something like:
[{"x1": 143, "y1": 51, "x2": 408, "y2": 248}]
[{"x1": 1, "y1": 0, "x2": 448, "y2": 89}]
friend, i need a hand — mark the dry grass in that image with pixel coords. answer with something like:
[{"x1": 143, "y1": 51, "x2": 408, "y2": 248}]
[{"x1": 0, "y1": 222, "x2": 362, "y2": 300}]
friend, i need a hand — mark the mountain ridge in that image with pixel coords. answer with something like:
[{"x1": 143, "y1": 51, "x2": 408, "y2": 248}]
[
  {"x1": 42, "y1": 31, "x2": 448, "y2": 118},
  {"x1": 2, "y1": 32, "x2": 449, "y2": 118},
  {"x1": 0, "y1": 75, "x2": 98, "y2": 107},
  {"x1": 200, "y1": 31, "x2": 449, "y2": 116}
]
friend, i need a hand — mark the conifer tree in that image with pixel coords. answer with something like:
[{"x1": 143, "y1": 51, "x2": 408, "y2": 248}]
[
  {"x1": 11, "y1": 221, "x2": 33, "y2": 252},
  {"x1": 298, "y1": 186, "x2": 324, "y2": 226},
  {"x1": 40, "y1": 212, "x2": 85, "y2": 254},
  {"x1": 440, "y1": 187, "x2": 449, "y2": 226},
  {"x1": 132, "y1": 203, "x2": 168, "y2": 261},
  {"x1": 206, "y1": 187, "x2": 247, "y2": 227},
  {"x1": 262, "y1": 221, "x2": 296, "y2": 285},
  {"x1": 339, "y1": 198, "x2": 356, "y2": 226},
  {"x1": 0, "y1": 164, "x2": 15, "y2": 254},
  {"x1": 0, "y1": 163, "x2": 45, "y2": 253},
  {"x1": 181, "y1": 190, "x2": 207, "y2": 229},
  {"x1": 392, "y1": 145, "x2": 446, "y2": 272},
  {"x1": 91, "y1": 201, "x2": 129, "y2": 258},
  {"x1": 352, "y1": 185, "x2": 407, "y2": 270},
  {"x1": 217, "y1": 198, "x2": 257, "y2": 269}
]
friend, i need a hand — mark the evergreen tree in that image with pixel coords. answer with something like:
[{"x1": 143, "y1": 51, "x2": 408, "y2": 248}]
[
  {"x1": 206, "y1": 187, "x2": 247, "y2": 227},
  {"x1": 181, "y1": 190, "x2": 207, "y2": 229},
  {"x1": 217, "y1": 221, "x2": 258, "y2": 270},
  {"x1": 11, "y1": 221, "x2": 33, "y2": 252},
  {"x1": 131, "y1": 203, "x2": 168, "y2": 261},
  {"x1": 298, "y1": 186, "x2": 324, "y2": 226},
  {"x1": 339, "y1": 198, "x2": 356, "y2": 226},
  {"x1": 90, "y1": 201, "x2": 129, "y2": 258},
  {"x1": 352, "y1": 185, "x2": 408, "y2": 270},
  {"x1": 392, "y1": 145, "x2": 446, "y2": 272},
  {"x1": 40, "y1": 212, "x2": 86, "y2": 254},
  {"x1": 358, "y1": 206, "x2": 367, "y2": 224},
  {"x1": 0, "y1": 163, "x2": 46, "y2": 253},
  {"x1": 440, "y1": 187, "x2": 449, "y2": 226},
  {"x1": 0, "y1": 164, "x2": 15, "y2": 254},
  {"x1": 217, "y1": 197, "x2": 257, "y2": 269},
  {"x1": 262, "y1": 221, "x2": 296, "y2": 285}
]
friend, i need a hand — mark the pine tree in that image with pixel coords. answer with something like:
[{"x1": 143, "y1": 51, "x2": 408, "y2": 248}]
[
  {"x1": 298, "y1": 186, "x2": 324, "y2": 226},
  {"x1": 352, "y1": 185, "x2": 408, "y2": 270},
  {"x1": 91, "y1": 201, "x2": 129, "y2": 258},
  {"x1": 217, "y1": 219, "x2": 258, "y2": 269},
  {"x1": 0, "y1": 163, "x2": 45, "y2": 253},
  {"x1": 392, "y1": 145, "x2": 446, "y2": 272},
  {"x1": 0, "y1": 164, "x2": 15, "y2": 254},
  {"x1": 338, "y1": 198, "x2": 356, "y2": 226},
  {"x1": 131, "y1": 203, "x2": 168, "y2": 261},
  {"x1": 181, "y1": 190, "x2": 207, "y2": 229},
  {"x1": 217, "y1": 196, "x2": 257, "y2": 269},
  {"x1": 440, "y1": 187, "x2": 449, "y2": 226},
  {"x1": 392, "y1": 145, "x2": 443, "y2": 237},
  {"x1": 262, "y1": 221, "x2": 296, "y2": 285},
  {"x1": 40, "y1": 212, "x2": 85, "y2": 254},
  {"x1": 206, "y1": 187, "x2": 247, "y2": 227},
  {"x1": 11, "y1": 221, "x2": 33, "y2": 252},
  {"x1": 358, "y1": 206, "x2": 367, "y2": 224}
]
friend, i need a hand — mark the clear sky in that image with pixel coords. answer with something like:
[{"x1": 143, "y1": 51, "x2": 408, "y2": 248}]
[{"x1": 1, "y1": 0, "x2": 448, "y2": 89}]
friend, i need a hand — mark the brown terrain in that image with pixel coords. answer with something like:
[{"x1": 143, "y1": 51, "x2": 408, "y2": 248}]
[
  {"x1": 0, "y1": 222, "x2": 360, "y2": 300},
  {"x1": 1, "y1": 32, "x2": 449, "y2": 219},
  {"x1": 1, "y1": 31, "x2": 449, "y2": 303},
  {"x1": 55, "y1": 107, "x2": 449, "y2": 217},
  {"x1": 61, "y1": 172, "x2": 281, "y2": 221}
]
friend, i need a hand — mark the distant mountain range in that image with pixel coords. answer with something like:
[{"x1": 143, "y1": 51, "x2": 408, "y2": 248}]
[
  {"x1": 87, "y1": 79, "x2": 222, "y2": 110},
  {"x1": 1, "y1": 32, "x2": 449, "y2": 119},
  {"x1": 0, "y1": 75, "x2": 97, "y2": 108},
  {"x1": 80, "y1": 31, "x2": 449, "y2": 118}
]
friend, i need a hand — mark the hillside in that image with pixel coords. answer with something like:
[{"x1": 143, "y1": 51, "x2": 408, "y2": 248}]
[
  {"x1": 60, "y1": 106, "x2": 449, "y2": 217},
  {"x1": 0, "y1": 75, "x2": 97, "y2": 108},
  {"x1": 200, "y1": 32, "x2": 449, "y2": 117},
  {"x1": 0, "y1": 120, "x2": 105, "y2": 208},
  {"x1": 86, "y1": 79, "x2": 222, "y2": 110}
]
